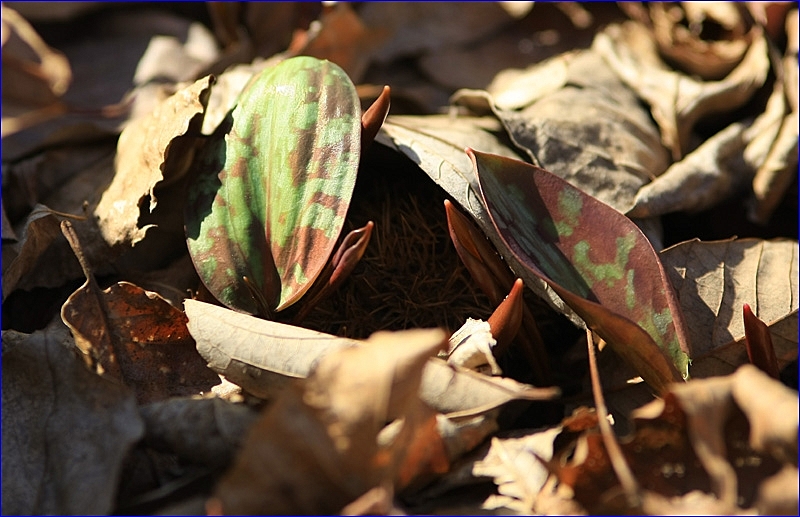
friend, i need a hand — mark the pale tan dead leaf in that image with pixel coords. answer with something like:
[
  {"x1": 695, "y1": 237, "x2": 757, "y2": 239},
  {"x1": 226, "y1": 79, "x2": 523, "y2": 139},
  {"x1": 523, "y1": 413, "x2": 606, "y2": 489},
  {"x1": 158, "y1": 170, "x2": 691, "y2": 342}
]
[
  {"x1": 446, "y1": 318, "x2": 500, "y2": 375},
  {"x1": 748, "y1": 9, "x2": 799, "y2": 224},
  {"x1": 2, "y1": 321, "x2": 143, "y2": 514},
  {"x1": 185, "y1": 298, "x2": 558, "y2": 419},
  {"x1": 95, "y1": 75, "x2": 212, "y2": 247},
  {"x1": 472, "y1": 427, "x2": 562, "y2": 513},
  {"x1": 211, "y1": 382, "x2": 365, "y2": 515},
  {"x1": 211, "y1": 328, "x2": 448, "y2": 514},
  {"x1": 1, "y1": 4, "x2": 71, "y2": 137},
  {"x1": 454, "y1": 47, "x2": 671, "y2": 216},
  {"x1": 595, "y1": 21, "x2": 770, "y2": 160},
  {"x1": 755, "y1": 465, "x2": 799, "y2": 515},
  {"x1": 627, "y1": 120, "x2": 754, "y2": 218},
  {"x1": 659, "y1": 238, "x2": 798, "y2": 377}
]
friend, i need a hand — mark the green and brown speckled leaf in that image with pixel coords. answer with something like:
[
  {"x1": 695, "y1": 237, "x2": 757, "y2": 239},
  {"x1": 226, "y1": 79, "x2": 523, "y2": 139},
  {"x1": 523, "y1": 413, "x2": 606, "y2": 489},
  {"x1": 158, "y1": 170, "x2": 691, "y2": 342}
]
[
  {"x1": 471, "y1": 149, "x2": 690, "y2": 393},
  {"x1": 186, "y1": 56, "x2": 361, "y2": 316}
]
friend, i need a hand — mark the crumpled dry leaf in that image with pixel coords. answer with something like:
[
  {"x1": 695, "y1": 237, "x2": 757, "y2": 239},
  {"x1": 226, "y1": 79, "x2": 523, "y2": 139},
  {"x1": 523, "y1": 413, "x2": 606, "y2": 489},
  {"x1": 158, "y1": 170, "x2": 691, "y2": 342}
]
[
  {"x1": 62, "y1": 280, "x2": 220, "y2": 404},
  {"x1": 185, "y1": 299, "x2": 558, "y2": 419},
  {"x1": 95, "y1": 75, "x2": 212, "y2": 248},
  {"x1": 595, "y1": 21, "x2": 770, "y2": 160},
  {"x1": 660, "y1": 237, "x2": 798, "y2": 377},
  {"x1": 210, "y1": 328, "x2": 449, "y2": 515},
  {"x1": 551, "y1": 365, "x2": 798, "y2": 514},
  {"x1": 453, "y1": 46, "x2": 671, "y2": 218},
  {"x1": 446, "y1": 318, "x2": 500, "y2": 375},
  {"x1": 748, "y1": 9, "x2": 799, "y2": 224},
  {"x1": 1, "y1": 4, "x2": 71, "y2": 138},
  {"x1": 648, "y1": 2, "x2": 755, "y2": 80},
  {"x1": 627, "y1": 119, "x2": 754, "y2": 218},
  {"x1": 2, "y1": 321, "x2": 144, "y2": 514},
  {"x1": 473, "y1": 427, "x2": 562, "y2": 513}
]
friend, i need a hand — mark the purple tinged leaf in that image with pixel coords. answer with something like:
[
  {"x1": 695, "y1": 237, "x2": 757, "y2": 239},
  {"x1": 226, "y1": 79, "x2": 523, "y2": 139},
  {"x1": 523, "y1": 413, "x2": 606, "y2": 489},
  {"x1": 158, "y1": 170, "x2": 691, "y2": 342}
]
[{"x1": 470, "y1": 149, "x2": 690, "y2": 393}]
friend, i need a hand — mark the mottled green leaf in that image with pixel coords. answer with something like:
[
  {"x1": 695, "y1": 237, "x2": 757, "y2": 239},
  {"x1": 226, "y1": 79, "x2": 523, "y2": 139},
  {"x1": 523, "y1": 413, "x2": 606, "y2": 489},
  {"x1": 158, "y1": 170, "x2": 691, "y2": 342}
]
[
  {"x1": 186, "y1": 56, "x2": 361, "y2": 315},
  {"x1": 471, "y1": 149, "x2": 690, "y2": 393}
]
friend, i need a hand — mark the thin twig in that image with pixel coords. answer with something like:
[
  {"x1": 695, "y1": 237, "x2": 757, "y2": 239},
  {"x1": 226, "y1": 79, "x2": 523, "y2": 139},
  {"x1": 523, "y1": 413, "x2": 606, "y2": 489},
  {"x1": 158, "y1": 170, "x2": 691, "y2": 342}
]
[{"x1": 586, "y1": 328, "x2": 641, "y2": 509}]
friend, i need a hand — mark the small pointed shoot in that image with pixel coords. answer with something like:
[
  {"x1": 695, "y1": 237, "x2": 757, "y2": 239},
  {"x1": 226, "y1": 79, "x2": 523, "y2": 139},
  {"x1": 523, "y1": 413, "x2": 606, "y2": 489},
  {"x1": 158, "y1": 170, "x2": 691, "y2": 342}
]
[
  {"x1": 444, "y1": 199, "x2": 507, "y2": 304},
  {"x1": 487, "y1": 278, "x2": 525, "y2": 354},
  {"x1": 743, "y1": 303, "x2": 780, "y2": 379},
  {"x1": 361, "y1": 85, "x2": 391, "y2": 151},
  {"x1": 293, "y1": 221, "x2": 374, "y2": 323}
]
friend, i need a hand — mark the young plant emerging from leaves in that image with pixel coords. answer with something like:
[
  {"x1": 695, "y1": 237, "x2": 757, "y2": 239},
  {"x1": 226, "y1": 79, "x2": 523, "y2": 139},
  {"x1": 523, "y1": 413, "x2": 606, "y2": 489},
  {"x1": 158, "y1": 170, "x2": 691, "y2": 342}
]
[{"x1": 186, "y1": 57, "x2": 388, "y2": 318}]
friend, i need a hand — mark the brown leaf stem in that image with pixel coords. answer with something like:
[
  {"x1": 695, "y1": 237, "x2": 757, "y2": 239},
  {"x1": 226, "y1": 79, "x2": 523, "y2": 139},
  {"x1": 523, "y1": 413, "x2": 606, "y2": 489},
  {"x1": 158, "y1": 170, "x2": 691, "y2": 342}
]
[{"x1": 586, "y1": 328, "x2": 641, "y2": 510}]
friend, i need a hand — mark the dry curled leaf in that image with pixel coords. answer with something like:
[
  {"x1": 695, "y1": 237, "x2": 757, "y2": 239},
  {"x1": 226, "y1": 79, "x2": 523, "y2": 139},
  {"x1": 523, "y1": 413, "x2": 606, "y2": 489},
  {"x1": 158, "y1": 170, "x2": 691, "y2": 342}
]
[
  {"x1": 95, "y1": 75, "x2": 213, "y2": 248},
  {"x1": 551, "y1": 365, "x2": 797, "y2": 514},
  {"x1": 595, "y1": 21, "x2": 769, "y2": 160},
  {"x1": 211, "y1": 328, "x2": 449, "y2": 515}
]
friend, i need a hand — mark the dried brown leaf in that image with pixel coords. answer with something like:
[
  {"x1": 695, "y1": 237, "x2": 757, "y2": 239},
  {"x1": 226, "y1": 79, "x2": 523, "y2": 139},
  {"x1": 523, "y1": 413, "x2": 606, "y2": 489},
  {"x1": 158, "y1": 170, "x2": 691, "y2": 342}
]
[
  {"x1": 185, "y1": 299, "x2": 558, "y2": 418},
  {"x1": 473, "y1": 428, "x2": 562, "y2": 513},
  {"x1": 553, "y1": 365, "x2": 797, "y2": 514},
  {"x1": 95, "y1": 75, "x2": 212, "y2": 247},
  {"x1": 2, "y1": 322, "x2": 143, "y2": 514},
  {"x1": 212, "y1": 328, "x2": 449, "y2": 514},
  {"x1": 62, "y1": 281, "x2": 219, "y2": 404},
  {"x1": 660, "y1": 238, "x2": 798, "y2": 377}
]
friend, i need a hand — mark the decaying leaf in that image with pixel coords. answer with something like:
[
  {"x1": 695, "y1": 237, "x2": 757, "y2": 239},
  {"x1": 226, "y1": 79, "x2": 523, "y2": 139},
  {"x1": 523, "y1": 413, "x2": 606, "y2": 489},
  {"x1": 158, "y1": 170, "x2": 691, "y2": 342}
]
[
  {"x1": 550, "y1": 365, "x2": 797, "y2": 514},
  {"x1": 595, "y1": 21, "x2": 769, "y2": 160},
  {"x1": 473, "y1": 427, "x2": 562, "y2": 513},
  {"x1": 95, "y1": 75, "x2": 213, "y2": 247},
  {"x1": 472, "y1": 149, "x2": 689, "y2": 392},
  {"x1": 454, "y1": 47, "x2": 671, "y2": 217},
  {"x1": 186, "y1": 56, "x2": 361, "y2": 316},
  {"x1": 2, "y1": 322, "x2": 144, "y2": 514},
  {"x1": 210, "y1": 328, "x2": 448, "y2": 514},
  {"x1": 185, "y1": 299, "x2": 558, "y2": 418},
  {"x1": 62, "y1": 280, "x2": 220, "y2": 404},
  {"x1": 446, "y1": 318, "x2": 500, "y2": 375},
  {"x1": 660, "y1": 237, "x2": 799, "y2": 378},
  {"x1": 627, "y1": 120, "x2": 753, "y2": 218}
]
